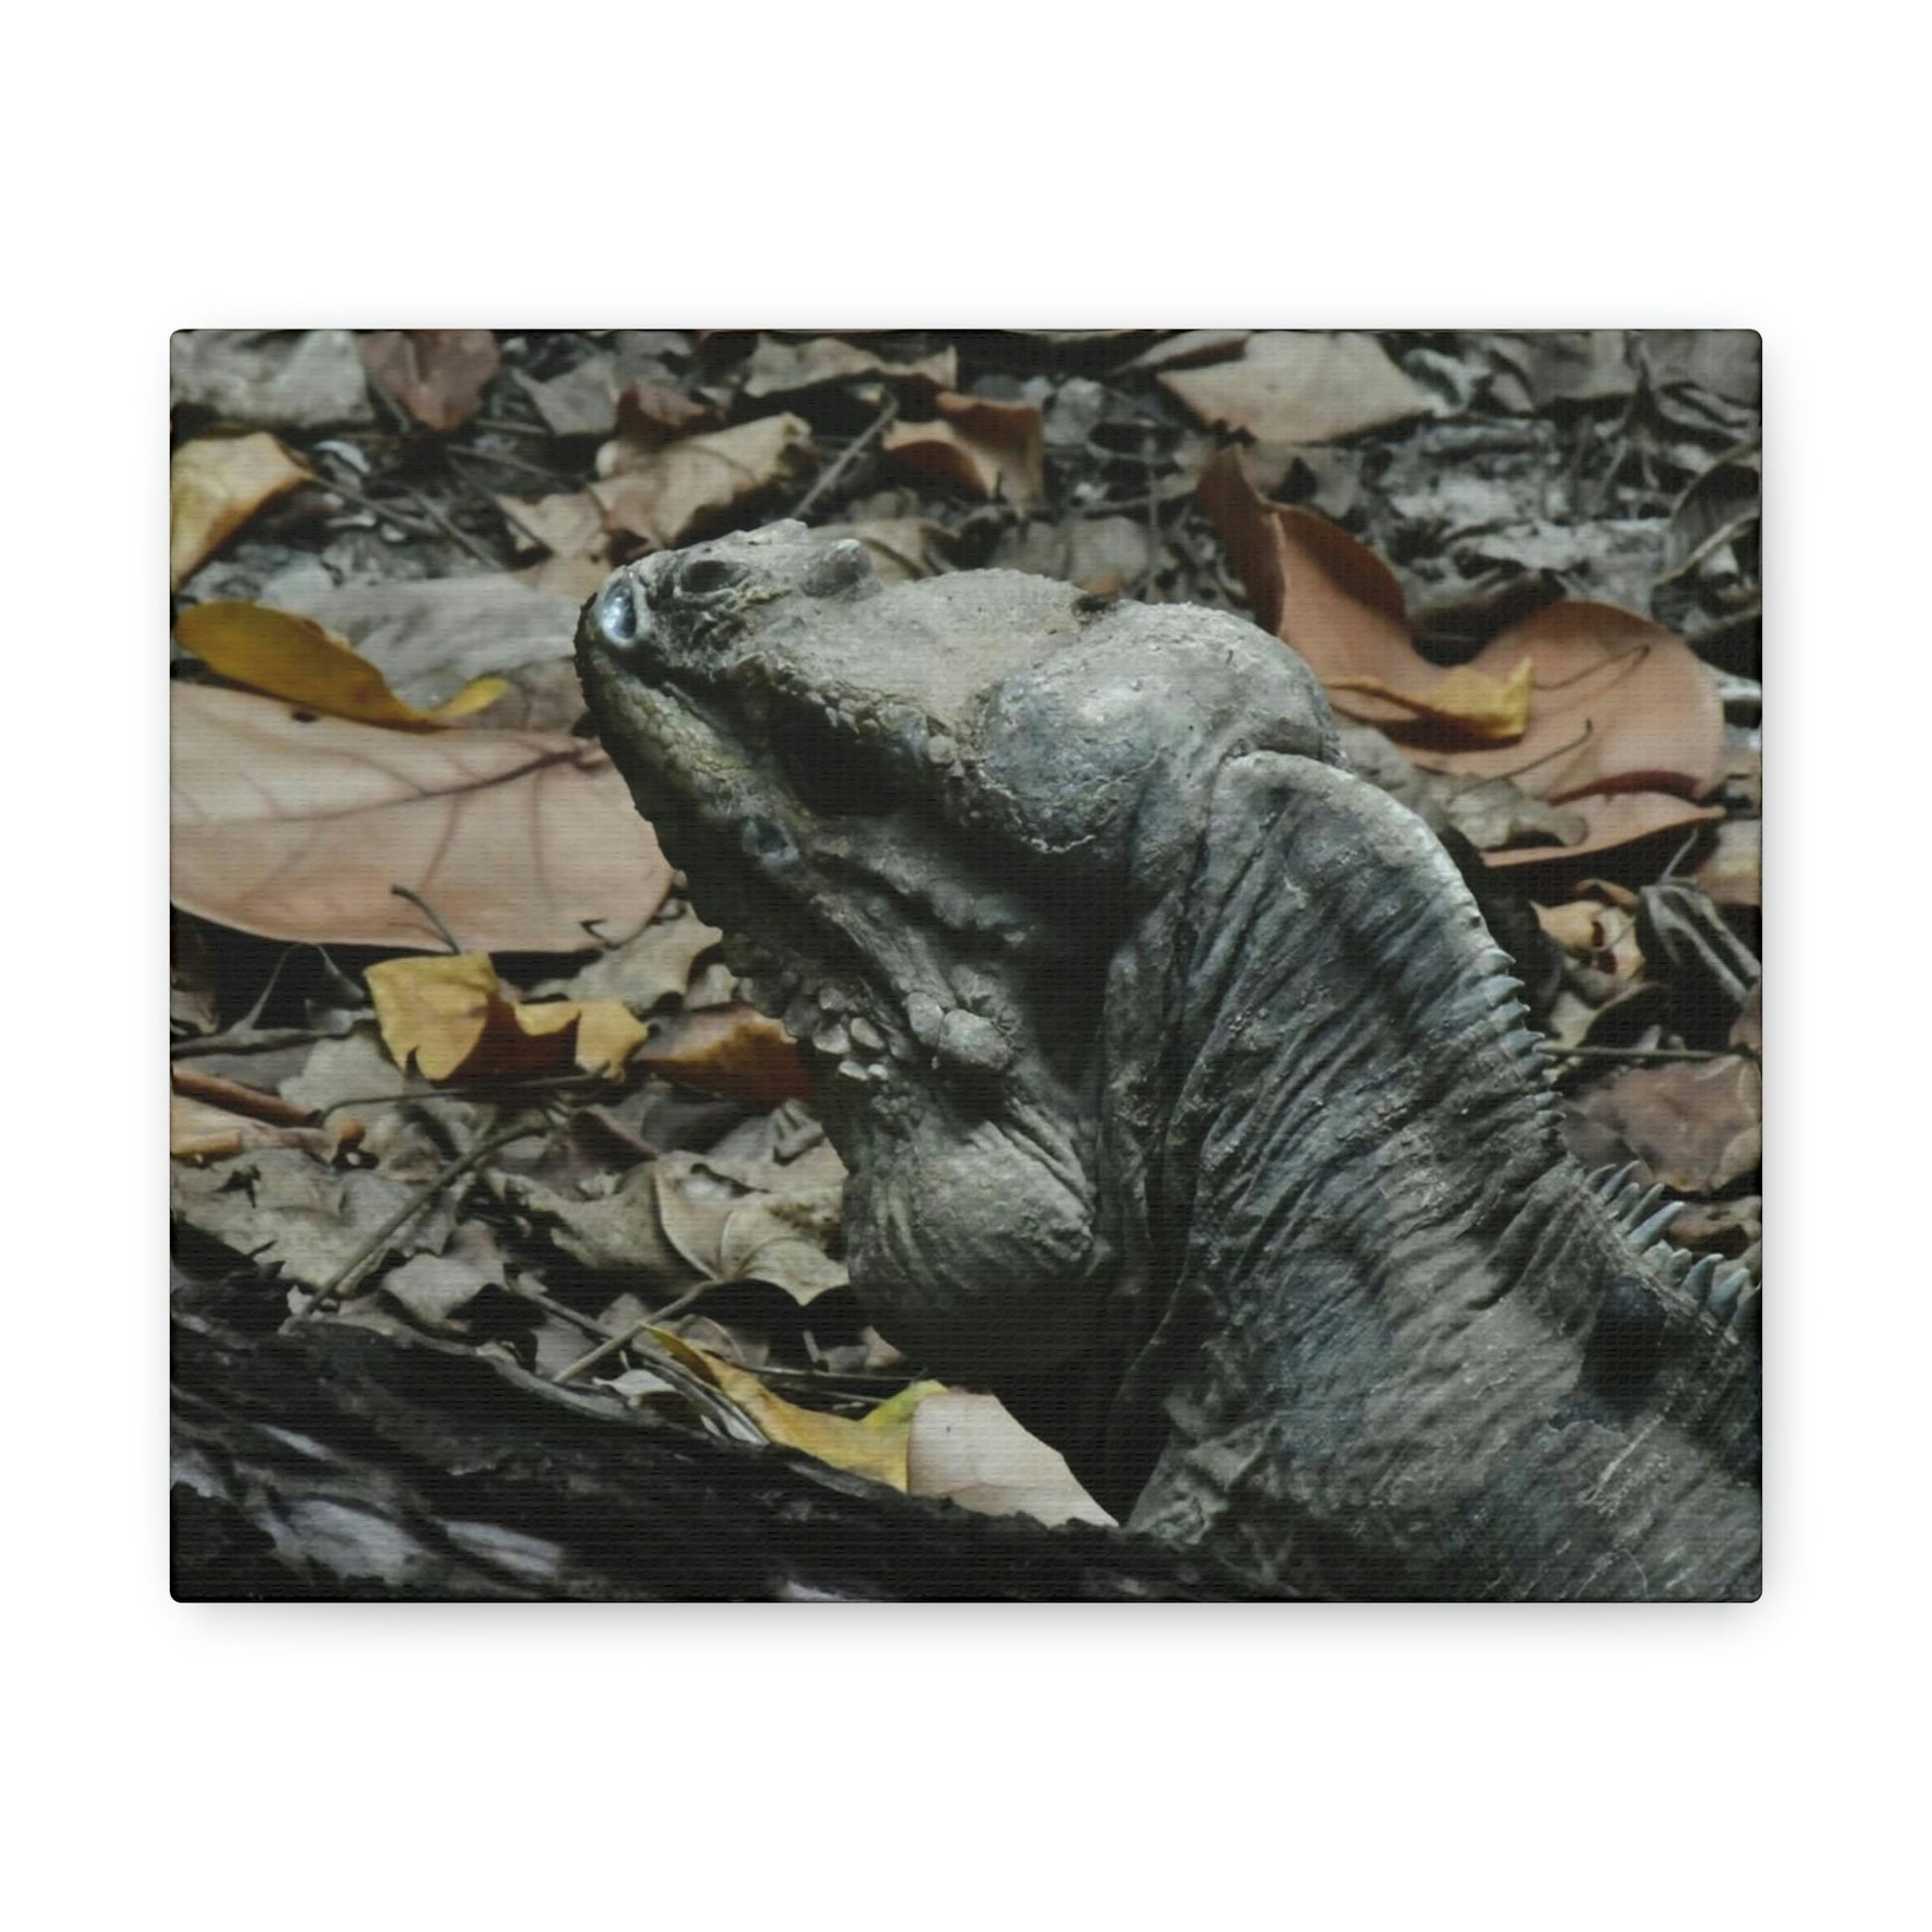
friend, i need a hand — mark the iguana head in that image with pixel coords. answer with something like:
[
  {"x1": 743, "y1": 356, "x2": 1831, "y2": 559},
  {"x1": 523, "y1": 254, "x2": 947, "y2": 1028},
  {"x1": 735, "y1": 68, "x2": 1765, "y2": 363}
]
[{"x1": 577, "y1": 520, "x2": 1338, "y2": 1382}]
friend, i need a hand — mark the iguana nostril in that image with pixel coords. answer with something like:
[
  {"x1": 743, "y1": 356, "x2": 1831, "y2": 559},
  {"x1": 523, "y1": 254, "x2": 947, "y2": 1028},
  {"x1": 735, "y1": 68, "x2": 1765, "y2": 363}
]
[
  {"x1": 676, "y1": 556, "x2": 750, "y2": 597},
  {"x1": 595, "y1": 576, "x2": 641, "y2": 645}
]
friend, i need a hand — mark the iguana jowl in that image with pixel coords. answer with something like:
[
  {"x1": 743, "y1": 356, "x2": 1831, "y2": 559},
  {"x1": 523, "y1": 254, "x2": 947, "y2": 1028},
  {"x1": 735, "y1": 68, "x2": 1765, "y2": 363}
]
[{"x1": 577, "y1": 521, "x2": 1761, "y2": 1600}]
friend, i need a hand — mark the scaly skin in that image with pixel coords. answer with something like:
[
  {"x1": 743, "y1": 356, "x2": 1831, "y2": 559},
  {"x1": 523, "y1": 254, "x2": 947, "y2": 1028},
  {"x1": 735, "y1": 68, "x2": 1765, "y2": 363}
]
[{"x1": 577, "y1": 521, "x2": 1760, "y2": 1600}]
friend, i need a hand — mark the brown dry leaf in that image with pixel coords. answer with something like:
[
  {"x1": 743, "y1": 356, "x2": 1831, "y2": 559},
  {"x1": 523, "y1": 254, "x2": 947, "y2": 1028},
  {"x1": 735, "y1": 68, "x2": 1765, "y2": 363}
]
[
  {"x1": 171, "y1": 432, "x2": 311, "y2": 588},
  {"x1": 176, "y1": 602, "x2": 506, "y2": 730},
  {"x1": 596, "y1": 382, "x2": 723, "y2": 473},
  {"x1": 172, "y1": 684, "x2": 671, "y2": 952},
  {"x1": 1162, "y1": 332, "x2": 1445, "y2": 445},
  {"x1": 592, "y1": 413, "x2": 814, "y2": 548},
  {"x1": 1483, "y1": 792, "x2": 1722, "y2": 871},
  {"x1": 366, "y1": 952, "x2": 648, "y2": 1081},
  {"x1": 357, "y1": 330, "x2": 499, "y2": 432},
  {"x1": 905, "y1": 1390, "x2": 1116, "y2": 1527},
  {"x1": 634, "y1": 1003, "x2": 811, "y2": 1108},
  {"x1": 1570, "y1": 1055, "x2": 1761, "y2": 1194},
  {"x1": 883, "y1": 394, "x2": 1043, "y2": 508},
  {"x1": 742, "y1": 336, "x2": 957, "y2": 399},
  {"x1": 1201, "y1": 448, "x2": 1725, "y2": 799},
  {"x1": 495, "y1": 491, "x2": 608, "y2": 561},
  {"x1": 1400, "y1": 603, "x2": 1726, "y2": 803}
]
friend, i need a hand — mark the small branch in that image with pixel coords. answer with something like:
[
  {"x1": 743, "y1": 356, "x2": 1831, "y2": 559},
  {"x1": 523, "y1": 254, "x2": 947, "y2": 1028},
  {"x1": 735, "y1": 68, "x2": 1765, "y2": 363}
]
[
  {"x1": 551, "y1": 1286, "x2": 709, "y2": 1386},
  {"x1": 389, "y1": 885, "x2": 465, "y2": 955},
  {"x1": 791, "y1": 392, "x2": 898, "y2": 519},
  {"x1": 286, "y1": 1118, "x2": 551, "y2": 1321}
]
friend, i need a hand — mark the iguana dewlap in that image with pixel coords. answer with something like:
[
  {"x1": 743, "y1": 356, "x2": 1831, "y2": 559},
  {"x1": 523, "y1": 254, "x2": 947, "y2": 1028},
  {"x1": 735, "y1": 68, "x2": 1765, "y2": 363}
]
[{"x1": 578, "y1": 521, "x2": 1760, "y2": 1600}]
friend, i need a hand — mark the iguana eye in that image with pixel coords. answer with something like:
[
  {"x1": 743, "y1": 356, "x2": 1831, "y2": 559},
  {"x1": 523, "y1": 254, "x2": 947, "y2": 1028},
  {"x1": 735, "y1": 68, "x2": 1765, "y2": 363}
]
[
  {"x1": 677, "y1": 556, "x2": 750, "y2": 598},
  {"x1": 595, "y1": 576, "x2": 642, "y2": 645}
]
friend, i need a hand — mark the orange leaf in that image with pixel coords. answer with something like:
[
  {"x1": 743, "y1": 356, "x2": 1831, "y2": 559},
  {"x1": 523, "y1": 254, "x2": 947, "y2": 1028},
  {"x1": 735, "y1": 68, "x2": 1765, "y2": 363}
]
[
  {"x1": 176, "y1": 602, "x2": 505, "y2": 731},
  {"x1": 634, "y1": 1003, "x2": 811, "y2": 1108},
  {"x1": 170, "y1": 432, "x2": 310, "y2": 588},
  {"x1": 171, "y1": 685, "x2": 671, "y2": 952}
]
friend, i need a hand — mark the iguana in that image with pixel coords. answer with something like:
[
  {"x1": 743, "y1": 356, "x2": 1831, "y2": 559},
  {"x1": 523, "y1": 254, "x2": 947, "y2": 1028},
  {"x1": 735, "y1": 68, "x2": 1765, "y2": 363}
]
[{"x1": 576, "y1": 521, "x2": 1761, "y2": 1600}]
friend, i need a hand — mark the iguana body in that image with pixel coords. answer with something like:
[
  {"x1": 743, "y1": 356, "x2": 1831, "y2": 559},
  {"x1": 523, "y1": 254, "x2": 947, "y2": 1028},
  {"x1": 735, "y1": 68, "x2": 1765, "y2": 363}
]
[{"x1": 577, "y1": 522, "x2": 1760, "y2": 1600}]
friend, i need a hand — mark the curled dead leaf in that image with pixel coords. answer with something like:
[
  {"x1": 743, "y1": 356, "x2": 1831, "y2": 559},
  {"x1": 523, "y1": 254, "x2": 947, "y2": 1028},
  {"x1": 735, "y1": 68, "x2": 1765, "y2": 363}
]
[
  {"x1": 171, "y1": 432, "x2": 311, "y2": 588},
  {"x1": 171, "y1": 685, "x2": 671, "y2": 952},
  {"x1": 1201, "y1": 448, "x2": 1725, "y2": 803},
  {"x1": 593, "y1": 414, "x2": 814, "y2": 549},
  {"x1": 883, "y1": 393, "x2": 1043, "y2": 508}
]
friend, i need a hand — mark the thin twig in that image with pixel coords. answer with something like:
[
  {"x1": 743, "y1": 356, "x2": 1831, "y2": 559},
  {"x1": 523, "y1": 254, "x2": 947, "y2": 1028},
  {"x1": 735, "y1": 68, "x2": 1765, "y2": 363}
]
[
  {"x1": 311, "y1": 472, "x2": 448, "y2": 542},
  {"x1": 316, "y1": 1074, "x2": 612, "y2": 1122},
  {"x1": 550, "y1": 1284, "x2": 708, "y2": 1386},
  {"x1": 791, "y1": 392, "x2": 898, "y2": 519},
  {"x1": 390, "y1": 479, "x2": 505, "y2": 571},
  {"x1": 287, "y1": 1118, "x2": 551, "y2": 1320},
  {"x1": 389, "y1": 885, "x2": 464, "y2": 954},
  {"x1": 1534, "y1": 641, "x2": 1652, "y2": 691},
  {"x1": 447, "y1": 443, "x2": 583, "y2": 491},
  {"x1": 172, "y1": 1026, "x2": 338, "y2": 1061}
]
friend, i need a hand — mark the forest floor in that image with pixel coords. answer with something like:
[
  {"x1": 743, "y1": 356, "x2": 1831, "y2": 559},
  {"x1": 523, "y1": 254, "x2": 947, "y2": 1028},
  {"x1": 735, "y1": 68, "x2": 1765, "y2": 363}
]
[{"x1": 169, "y1": 327, "x2": 1762, "y2": 1597}]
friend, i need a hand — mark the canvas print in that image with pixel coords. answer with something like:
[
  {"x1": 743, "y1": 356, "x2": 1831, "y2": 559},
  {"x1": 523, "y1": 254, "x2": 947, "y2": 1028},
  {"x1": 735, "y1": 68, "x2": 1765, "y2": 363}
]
[{"x1": 170, "y1": 329, "x2": 1761, "y2": 1600}]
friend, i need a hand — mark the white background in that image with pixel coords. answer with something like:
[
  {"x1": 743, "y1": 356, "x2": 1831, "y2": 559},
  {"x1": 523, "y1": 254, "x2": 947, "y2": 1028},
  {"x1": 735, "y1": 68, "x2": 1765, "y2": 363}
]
[{"x1": 7, "y1": 5, "x2": 1919, "y2": 1925}]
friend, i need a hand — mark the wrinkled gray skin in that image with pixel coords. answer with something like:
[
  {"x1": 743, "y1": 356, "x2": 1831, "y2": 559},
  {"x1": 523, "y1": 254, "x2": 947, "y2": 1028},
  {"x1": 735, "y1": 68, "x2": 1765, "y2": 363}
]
[{"x1": 578, "y1": 522, "x2": 1761, "y2": 1599}]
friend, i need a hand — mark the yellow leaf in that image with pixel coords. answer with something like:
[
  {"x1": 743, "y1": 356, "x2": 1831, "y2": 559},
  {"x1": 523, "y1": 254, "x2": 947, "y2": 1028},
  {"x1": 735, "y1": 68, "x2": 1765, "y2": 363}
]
[
  {"x1": 1324, "y1": 655, "x2": 1535, "y2": 744},
  {"x1": 368, "y1": 953, "x2": 504, "y2": 1080},
  {"x1": 171, "y1": 432, "x2": 311, "y2": 588},
  {"x1": 662, "y1": 1336, "x2": 918, "y2": 1491},
  {"x1": 366, "y1": 953, "x2": 650, "y2": 1083},
  {"x1": 176, "y1": 601, "x2": 506, "y2": 731},
  {"x1": 572, "y1": 1000, "x2": 650, "y2": 1078}
]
